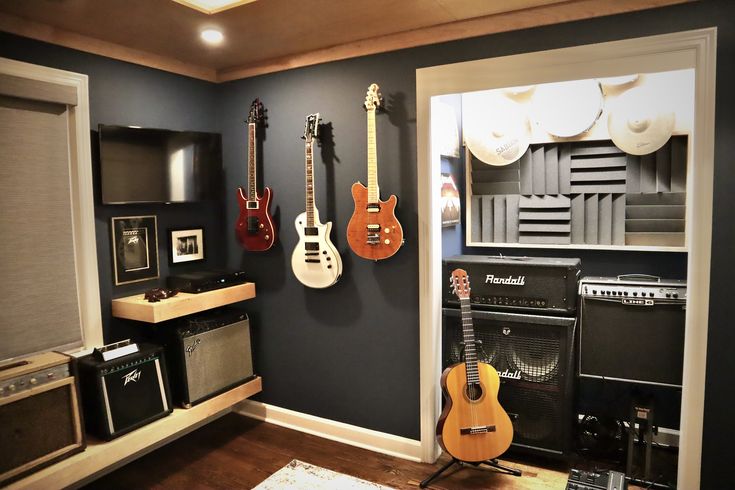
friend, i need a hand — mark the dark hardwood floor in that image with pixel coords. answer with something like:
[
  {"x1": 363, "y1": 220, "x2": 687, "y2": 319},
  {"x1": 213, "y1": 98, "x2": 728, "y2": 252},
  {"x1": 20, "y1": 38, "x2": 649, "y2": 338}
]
[{"x1": 82, "y1": 413, "x2": 665, "y2": 489}]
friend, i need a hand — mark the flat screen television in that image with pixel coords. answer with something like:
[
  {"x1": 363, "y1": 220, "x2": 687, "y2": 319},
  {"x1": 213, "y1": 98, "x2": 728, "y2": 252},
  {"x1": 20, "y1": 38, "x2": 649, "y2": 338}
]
[{"x1": 99, "y1": 125, "x2": 223, "y2": 204}]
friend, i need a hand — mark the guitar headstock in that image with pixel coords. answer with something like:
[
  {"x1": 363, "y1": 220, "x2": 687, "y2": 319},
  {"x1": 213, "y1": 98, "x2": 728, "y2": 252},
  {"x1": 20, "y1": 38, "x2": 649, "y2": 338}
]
[
  {"x1": 364, "y1": 83, "x2": 381, "y2": 112},
  {"x1": 303, "y1": 113, "x2": 320, "y2": 142},
  {"x1": 247, "y1": 98, "x2": 266, "y2": 125},
  {"x1": 450, "y1": 268, "x2": 471, "y2": 300}
]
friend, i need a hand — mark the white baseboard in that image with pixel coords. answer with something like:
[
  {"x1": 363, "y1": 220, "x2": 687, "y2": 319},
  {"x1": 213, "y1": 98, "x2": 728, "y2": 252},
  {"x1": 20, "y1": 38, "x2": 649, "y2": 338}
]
[{"x1": 235, "y1": 400, "x2": 423, "y2": 462}]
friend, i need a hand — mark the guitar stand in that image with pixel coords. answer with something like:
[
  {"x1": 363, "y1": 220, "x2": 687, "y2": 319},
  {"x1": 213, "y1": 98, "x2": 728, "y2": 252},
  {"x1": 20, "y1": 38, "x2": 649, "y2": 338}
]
[{"x1": 419, "y1": 457, "x2": 522, "y2": 488}]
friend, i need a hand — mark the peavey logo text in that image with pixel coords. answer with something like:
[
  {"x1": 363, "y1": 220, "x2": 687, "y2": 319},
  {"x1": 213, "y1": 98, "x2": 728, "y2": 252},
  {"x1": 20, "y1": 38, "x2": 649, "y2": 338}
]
[
  {"x1": 497, "y1": 369, "x2": 522, "y2": 380},
  {"x1": 122, "y1": 368, "x2": 141, "y2": 386},
  {"x1": 485, "y1": 274, "x2": 525, "y2": 286}
]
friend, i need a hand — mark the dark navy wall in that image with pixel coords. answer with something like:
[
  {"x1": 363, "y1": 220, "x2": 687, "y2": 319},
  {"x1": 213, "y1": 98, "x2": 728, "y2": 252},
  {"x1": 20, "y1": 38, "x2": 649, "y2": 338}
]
[
  {"x1": 1, "y1": 0, "x2": 734, "y2": 485},
  {"x1": 0, "y1": 32, "x2": 225, "y2": 342}
]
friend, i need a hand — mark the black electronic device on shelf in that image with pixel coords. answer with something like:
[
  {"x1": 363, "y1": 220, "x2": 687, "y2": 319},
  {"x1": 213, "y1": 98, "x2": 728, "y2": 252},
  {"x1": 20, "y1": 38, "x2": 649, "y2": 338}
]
[{"x1": 167, "y1": 269, "x2": 248, "y2": 293}]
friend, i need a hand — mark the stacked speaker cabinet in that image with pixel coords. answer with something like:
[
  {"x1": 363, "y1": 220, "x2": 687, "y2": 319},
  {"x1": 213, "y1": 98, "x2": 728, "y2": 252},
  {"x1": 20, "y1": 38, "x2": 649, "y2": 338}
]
[{"x1": 442, "y1": 255, "x2": 580, "y2": 458}]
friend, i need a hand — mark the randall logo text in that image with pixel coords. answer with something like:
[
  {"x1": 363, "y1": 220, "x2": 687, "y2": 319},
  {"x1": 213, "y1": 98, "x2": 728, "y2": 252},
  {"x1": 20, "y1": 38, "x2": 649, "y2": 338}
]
[{"x1": 485, "y1": 274, "x2": 526, "y2": 286}]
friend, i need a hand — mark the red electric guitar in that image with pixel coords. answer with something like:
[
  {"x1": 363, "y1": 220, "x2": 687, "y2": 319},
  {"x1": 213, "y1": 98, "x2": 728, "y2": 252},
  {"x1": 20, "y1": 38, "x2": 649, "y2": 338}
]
[{"x1": 236, "y1": 99, "x2": 276, "y2": 251}]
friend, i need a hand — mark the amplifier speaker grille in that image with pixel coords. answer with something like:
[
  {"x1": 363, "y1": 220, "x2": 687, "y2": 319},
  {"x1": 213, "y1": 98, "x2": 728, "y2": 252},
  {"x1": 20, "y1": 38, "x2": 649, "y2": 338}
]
[{"x1": 443, "y1": 308, "x2": 575, "y2": 456}]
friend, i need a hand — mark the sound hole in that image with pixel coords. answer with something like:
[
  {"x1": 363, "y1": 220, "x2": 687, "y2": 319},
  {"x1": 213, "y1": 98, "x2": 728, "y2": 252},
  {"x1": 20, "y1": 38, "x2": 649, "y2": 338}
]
[{"x1": 465, "y1": 383, "x2": 483, "y2": 401}]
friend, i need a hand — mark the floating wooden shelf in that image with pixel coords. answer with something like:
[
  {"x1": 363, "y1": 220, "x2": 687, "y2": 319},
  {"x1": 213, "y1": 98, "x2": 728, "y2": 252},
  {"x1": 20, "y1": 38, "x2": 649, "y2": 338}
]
[
  {"x1": 8, "y1": 376, "x2": 262, "y2": 490},
  {"x1": 111, "y1": 282, "x2": 256, "y2": 323}
]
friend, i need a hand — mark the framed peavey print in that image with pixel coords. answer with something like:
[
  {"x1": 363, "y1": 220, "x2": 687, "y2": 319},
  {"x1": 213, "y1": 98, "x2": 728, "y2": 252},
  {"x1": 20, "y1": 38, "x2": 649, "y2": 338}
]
[{"x1": 111, "y1": 215, "x2": 159, "y2": 285}]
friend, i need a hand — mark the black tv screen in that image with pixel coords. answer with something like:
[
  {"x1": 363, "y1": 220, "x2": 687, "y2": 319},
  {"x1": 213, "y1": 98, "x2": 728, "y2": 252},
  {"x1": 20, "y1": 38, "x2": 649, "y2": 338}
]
[{"x1": 99, "y1": 125, "x2": 223, "y2": 204}]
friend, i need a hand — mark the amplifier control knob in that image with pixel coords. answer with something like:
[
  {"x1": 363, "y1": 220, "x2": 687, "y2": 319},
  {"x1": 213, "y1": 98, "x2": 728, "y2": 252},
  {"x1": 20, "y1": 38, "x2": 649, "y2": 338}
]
[
  {"x1": 673, "y1": 292, "x2": 679, "y2": 298},
  {"x1": 666, "y1": 293, "x2": 671, "y2": 298},
  {"x1": 632, "y1": 292, "x2": 637, "y2": 296},
  {"x1": 8, "y1": 384, "x2": 15, "y2": 392},
  {"x1": 29, "y1": 378, "x2": 37, "y2": 385},
  {"x1": 592, "y1": 290, "x2": 597, "y2": 295},
  {"x1": 649, "y1": 292, "x2": 655, "y2": 297}
]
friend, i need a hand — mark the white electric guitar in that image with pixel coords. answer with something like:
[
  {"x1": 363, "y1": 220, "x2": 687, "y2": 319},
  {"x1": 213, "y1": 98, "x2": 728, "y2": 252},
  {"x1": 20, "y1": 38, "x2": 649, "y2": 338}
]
[{"x1": 291, "y1": 113, "x2": 343, "y2": 288}]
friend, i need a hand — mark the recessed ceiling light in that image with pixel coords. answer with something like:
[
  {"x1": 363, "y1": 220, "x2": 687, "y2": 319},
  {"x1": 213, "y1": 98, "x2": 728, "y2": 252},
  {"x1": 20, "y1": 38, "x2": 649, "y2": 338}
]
[
  {"x1": 201, "y1": 28, "x2": 224, "y2": 45},
  {"x1": 173, "y1": 0, "x2": 257, "y2": 15}
]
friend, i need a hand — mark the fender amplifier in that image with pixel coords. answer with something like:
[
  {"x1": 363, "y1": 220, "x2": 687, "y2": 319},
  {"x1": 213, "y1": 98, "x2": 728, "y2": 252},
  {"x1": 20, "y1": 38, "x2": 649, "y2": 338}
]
[
  {"x1": 443, "y1": 255, "x2": 580, "y2": 315},
  {"x1": 166, "y1": 308, "x2": 254, "y2": 407},
  {"x1": 0, "y1": 352, "x2": 85, "y2": 485},
  {"x1": 77, "y1": 344, "x2": 172, "y2": 440},
  {"x1": 579, "y1": 275, "x2": 687, "y2": 387}
]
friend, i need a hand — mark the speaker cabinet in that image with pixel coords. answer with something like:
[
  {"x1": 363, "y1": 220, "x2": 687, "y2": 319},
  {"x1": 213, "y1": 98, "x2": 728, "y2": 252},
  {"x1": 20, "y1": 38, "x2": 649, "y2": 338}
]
[
  {"x1": 77, "y1": 344, "x2": 172, "y2": 440},
  {"x1": 167, "y1": 309, "x2": 254, "y2": 408},
  {"x1": 0, "y1": 352, "x2": 85, "y2": 485},
  {"x1": 443, "y1": 308, "x2": 576, "y2": 457}
]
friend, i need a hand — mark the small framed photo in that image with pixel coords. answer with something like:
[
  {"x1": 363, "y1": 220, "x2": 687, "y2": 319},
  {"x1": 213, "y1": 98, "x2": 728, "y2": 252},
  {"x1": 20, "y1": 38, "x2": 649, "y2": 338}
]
[
  {"x1": 169, "y1": 227, "x2": 205, "y2": 265},
  {"x1": 440, "y1": 173, "x2": 461, "y2": 226},
  {"x1": 111, "y1": 216, "x2": 159, "y2": 285}
]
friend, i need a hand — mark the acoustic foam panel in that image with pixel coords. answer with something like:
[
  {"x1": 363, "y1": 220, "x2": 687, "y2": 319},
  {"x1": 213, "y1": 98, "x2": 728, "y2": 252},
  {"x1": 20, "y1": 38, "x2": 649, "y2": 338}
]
[
  {"x1": 519, "y1": 195, "x2": 571, "y2": 244},
  {"x1": 625, "y1": 136, "x2": 687, "y2": 194},
  {"x1": 474, "y1": 195, "x2": 520, "y2": 243}
]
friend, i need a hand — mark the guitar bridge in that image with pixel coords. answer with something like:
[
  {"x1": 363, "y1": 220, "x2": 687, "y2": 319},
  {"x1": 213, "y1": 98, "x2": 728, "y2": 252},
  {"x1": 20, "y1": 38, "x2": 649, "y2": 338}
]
[
  {"x1": 367, "y1": 232, "x2": 380, "y2": 245},
  {"x1": 460, "y1": 425, "x2": 496, "y2": 435}
]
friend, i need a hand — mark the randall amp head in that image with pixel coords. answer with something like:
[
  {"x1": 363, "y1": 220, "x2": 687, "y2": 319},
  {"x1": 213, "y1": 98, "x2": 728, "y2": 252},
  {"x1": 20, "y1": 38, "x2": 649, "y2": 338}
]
[{"x1": 443, "y1": 255, "x2": 580, "y2": 315}]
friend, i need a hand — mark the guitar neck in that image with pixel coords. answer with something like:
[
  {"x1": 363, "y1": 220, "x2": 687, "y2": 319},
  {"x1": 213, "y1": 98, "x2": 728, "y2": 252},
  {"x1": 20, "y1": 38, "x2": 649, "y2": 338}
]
[
  {"x1": 305, "y1": 140, "x2": 316, "y2": 227},
  {"x1": 366, "y1": 108, "x2": 379, "y2": 203},
  {"x1": 247, "y1": 122, "x2": 257, "y2": 200},
  {"x1": 459, "y1": 297, "x2": 480, "y2": 385}
]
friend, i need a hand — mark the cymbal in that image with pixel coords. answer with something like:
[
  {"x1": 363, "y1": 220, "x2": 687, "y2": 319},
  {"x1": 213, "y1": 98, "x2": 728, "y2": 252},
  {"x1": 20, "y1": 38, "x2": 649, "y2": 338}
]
[
  {"x1": 532, "y1": 79, "x2": 603, "y2": 138},
  {"x1": 608, "y1": 86, "x2": 675, "y2": 155},
  {"x1": 462, "y1": 90, "x2": 530, "y2": 166},
  {"x1": 431, "y1": 100, "x2": 460, "y2": 158}
]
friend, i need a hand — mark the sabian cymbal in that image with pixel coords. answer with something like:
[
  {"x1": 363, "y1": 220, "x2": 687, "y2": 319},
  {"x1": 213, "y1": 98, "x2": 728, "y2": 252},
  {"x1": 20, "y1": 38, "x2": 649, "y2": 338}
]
[
  {"x1": 608, "y1": 86, "x2": 675, "y2": 155},
  {"x1": 532, "y1": 79, "x2": 603, "y2": 138},
  {"x1": 462, "y1": 90, "x2": 530, "y2": 166}
]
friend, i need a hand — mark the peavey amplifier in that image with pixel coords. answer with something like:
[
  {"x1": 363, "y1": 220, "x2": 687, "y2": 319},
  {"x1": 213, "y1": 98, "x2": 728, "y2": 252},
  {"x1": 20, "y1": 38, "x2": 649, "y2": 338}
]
[
  {"x1": 77, "y1": 344, "x2": 172, "y2": 440},
  {"x1": 579, "y1": 275, "x2": 687, "y2": 387},
  {"x1": 0, "y1": 352, "x2": 85, "y2": 485},
  {"x1": 443, "y1": 255, "x2": 580, "y2": 315},
  {"x1": 443, "y1": 308, "x2": 577, "y2": 457},
  {"x1": 166, "y1": 308, "x2": 254, "y2": 408}
]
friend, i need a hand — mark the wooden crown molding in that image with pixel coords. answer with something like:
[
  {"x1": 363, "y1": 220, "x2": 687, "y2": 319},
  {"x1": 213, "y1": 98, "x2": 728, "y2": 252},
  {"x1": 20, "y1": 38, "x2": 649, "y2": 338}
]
[
  {"x1": 0, "y1": 12, "x2": 217, "y2": 82},
  {"x1": 1, "y1": 0, "x2": 691, "y2": 84}
]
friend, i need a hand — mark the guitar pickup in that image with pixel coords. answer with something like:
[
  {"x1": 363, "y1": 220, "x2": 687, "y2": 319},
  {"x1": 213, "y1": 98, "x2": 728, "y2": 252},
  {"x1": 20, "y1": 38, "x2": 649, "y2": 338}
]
[
  {"x1": 366, "y1": 203, "x2": 380, "y2": 213},
  {"x1": 366, "y1": 224, "x2": 381, "y2": 231},
  {"x1": 246, "y1": 201, "x2": 259, "y2": 210},
  {"x1": 304, "y1": 227, "x2": 319, "y2": 236},
  {"x1": 305, "y1": 259, "x2": 320, "y2": 263},
  {"x1": 305, "y1": 242, "x2": 320, "y2": 251},
  {"x1": 247, "y1": 216, "x2": 259, "y2": 233},
  {"x1": 460, "y1": 425, "x2": 496, "y2": 435},
  {"x1": 304, "y1": 252, "x2": 320, "y2": 256}
]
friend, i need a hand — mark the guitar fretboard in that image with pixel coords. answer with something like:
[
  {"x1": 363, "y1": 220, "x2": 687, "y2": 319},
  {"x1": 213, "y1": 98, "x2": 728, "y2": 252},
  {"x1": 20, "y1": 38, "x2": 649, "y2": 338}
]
[
  {"x1": 305, "y1": 140, "x2": 315, "y2": 227},
  {"x1": 247, "y1": 122, "x2": 257, "y2": 200},
  {"x1": 460, "y1": 297, "x2": 480, "y2": 385},
  {"x1": 366, "y1": 107, "x2": 378, "y2": 203}
]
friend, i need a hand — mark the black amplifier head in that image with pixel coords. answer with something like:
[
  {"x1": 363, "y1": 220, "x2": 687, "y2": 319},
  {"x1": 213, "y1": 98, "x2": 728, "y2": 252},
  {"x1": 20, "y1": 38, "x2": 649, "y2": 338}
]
[{"x1": 442, "y1": 255, "x2": 580, "y2": 316}]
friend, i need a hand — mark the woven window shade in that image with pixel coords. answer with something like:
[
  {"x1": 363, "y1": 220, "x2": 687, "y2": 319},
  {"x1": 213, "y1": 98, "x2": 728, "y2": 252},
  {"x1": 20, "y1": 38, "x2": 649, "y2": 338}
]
[{"x1": 0, "y1": 93, "x2": 83, "y2": 360}]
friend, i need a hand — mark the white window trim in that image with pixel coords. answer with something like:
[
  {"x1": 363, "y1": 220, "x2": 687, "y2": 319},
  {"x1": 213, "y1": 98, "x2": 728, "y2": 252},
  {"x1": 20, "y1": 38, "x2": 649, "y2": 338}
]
[
  {"x1": 0, "y1": 56, "x2": 103, "y2": 352},
  {"x1": 416, "y1": 28, "x2": 716, "y2": 490}
]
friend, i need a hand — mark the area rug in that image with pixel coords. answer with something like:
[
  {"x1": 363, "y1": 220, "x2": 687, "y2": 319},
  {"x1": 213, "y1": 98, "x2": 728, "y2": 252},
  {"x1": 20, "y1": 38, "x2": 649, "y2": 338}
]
[{"x1": 253, "y1": 459, "x2": 395, "y2": 490}]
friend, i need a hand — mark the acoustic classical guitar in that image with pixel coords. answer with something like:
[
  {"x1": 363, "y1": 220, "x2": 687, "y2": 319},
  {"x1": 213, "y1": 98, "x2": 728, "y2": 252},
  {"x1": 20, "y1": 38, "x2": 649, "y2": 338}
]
[
  {"x1": 437, "y1": 268, "x2": 514, "y2": 462},
  {"x1": 291, "y1": 113, "x2": 343, "y2": 288},
  {"x1": 236, "y1": 98, "x2": 276, "y2": 251},
  {"x1": 346, "y1": 83, "x2": 404, "y2": 260}
]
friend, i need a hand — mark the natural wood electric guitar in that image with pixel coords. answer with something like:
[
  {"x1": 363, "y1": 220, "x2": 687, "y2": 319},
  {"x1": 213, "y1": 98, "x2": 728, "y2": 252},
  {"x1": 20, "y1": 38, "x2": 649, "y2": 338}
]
[
  {"x1": 437, "y1": 268, "x2": 514, "y2": 462},
  {"x1": 236, "y1": 99, "x2": 276, "y2": 251},
  {"x1": 346, "y1": 83, "x2": 404, "y2": 260},
  {"x1": 291, "y1": 114, "x2": 343, "y2": 288}
]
